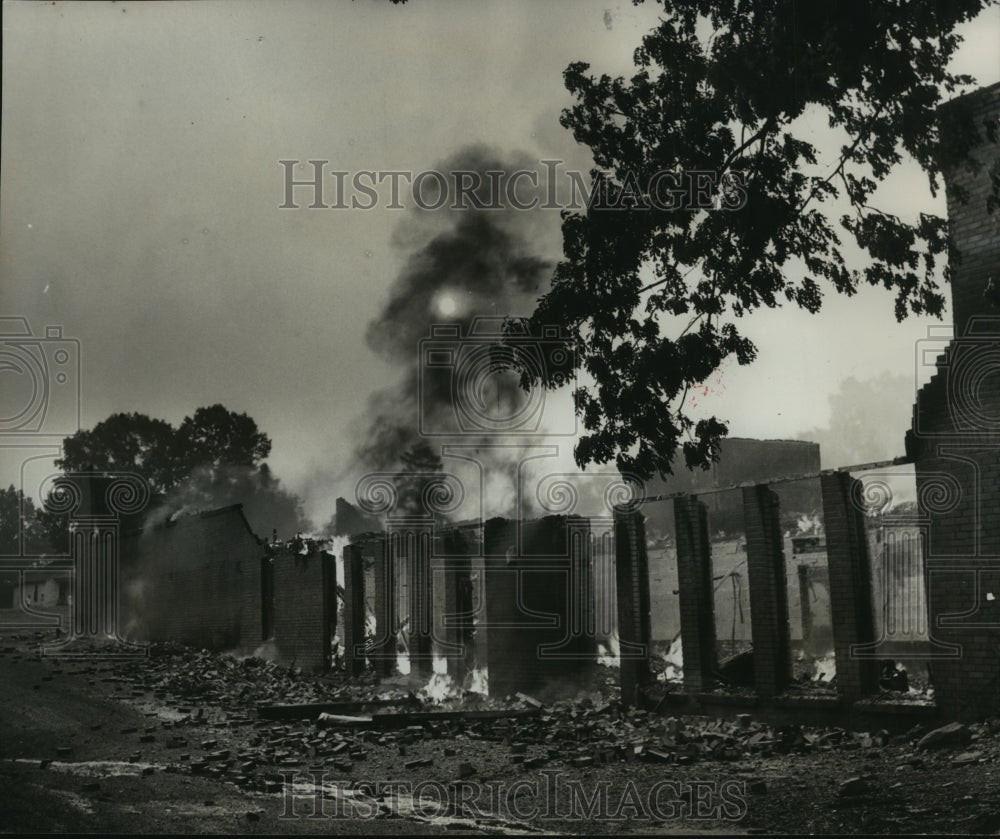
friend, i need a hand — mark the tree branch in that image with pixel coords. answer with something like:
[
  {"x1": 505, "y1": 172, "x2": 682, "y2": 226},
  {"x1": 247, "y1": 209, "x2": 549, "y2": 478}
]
[
  {"x1": 799, "y1": 104, "x2": 886, "y2": 215},
  {"x1": 719, "y1": 118, "x2": 775, "y2": 175}
]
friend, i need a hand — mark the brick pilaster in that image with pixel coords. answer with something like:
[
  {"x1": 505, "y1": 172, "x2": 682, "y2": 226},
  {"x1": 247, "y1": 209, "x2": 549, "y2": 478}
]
[
  {"x1": 614, "y1": 507, "x2": 652, "y2": 705},
  {"x1": 673, "y1": 495, "x2": 717, "y2": 695},
  {"x1": 820, "y1": 472, "x2": 879, "y2": 701},
  {"x1": 742, "y1": 484, "x2": 791, "y2": 697},
  {"x1": 342, "y1": 543, "x2": 366, "y2": 677}
]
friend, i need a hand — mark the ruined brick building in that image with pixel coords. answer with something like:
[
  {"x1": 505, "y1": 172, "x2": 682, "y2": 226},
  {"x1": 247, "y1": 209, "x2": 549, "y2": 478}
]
[
  {"x1": 907, "y1": 80, "x2": 1000, "y2": 720},
  {"x1": 117, "y1": 507, "x2": 336, "y2": 671},
  {"x1": 39, "y1": 82, "x2": 1000, "y2": 727}
]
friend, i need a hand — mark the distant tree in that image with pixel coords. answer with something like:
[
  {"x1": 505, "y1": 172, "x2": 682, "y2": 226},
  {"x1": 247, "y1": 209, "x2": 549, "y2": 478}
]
[
  {"x1": 0, "y1": 485, "x2": 28, "y2": 555},
  {"x1": 394, "y1": 441, "x2": 445, "y2": 518},
  {"x1": 0, "y1": 485, "x2": 51, "y2": 555},
  {"x1": 56, "y1": 413, "x2": 180, "y2": 496},
  {"x1": 33, "y1": 507, "x2": 70, "y2": 555},
  {"x1": 798, "y1": 373, "x2": 917, "y2": 468},
  {"x1": 175, "y1": 404, "x2": 272, "y2": 475},
  {"x1": 0, "y1": 484, "x2": 66, "y2": 555},
  {"x1": 52, "y1": 405, "x2": 307, "y2": 535},
  {"x1": 166, "y1": 462, "x2": 307, "y2": 540},
  {"x1": 513, "y1": 0, "x2": 999, "y2": 482}
]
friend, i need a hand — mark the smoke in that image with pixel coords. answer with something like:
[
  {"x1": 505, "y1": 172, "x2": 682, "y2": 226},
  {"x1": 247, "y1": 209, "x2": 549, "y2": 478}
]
[
  {"x1": 797, "y1": 371, "x2": 919, "y2": 512},
  {"x1": 352, "y1": 145, "x2": 561, "y2": 518},
  {"x1": 797, "y1": 372, "x2": 916, "y2": 469},
  {"x1": 143, "y1": 463, "x2": 309, "y2": 539}
]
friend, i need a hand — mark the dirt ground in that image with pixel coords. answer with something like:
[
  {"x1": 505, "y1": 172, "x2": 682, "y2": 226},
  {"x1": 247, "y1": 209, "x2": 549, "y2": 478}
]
[{"x1": 3, "y1": 633, "x2": 1000, "y2": 836}]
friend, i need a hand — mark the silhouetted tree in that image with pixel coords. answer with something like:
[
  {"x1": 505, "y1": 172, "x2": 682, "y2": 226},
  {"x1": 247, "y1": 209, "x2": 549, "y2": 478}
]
[
  {"x1": 53, "y1": 406, "x2": 307, "y2": 534},
  {"x1": 0, "y1": 485, "x2": 53, "y2": 555},
  {"x1": 57, "y1": 413, "x2": 180, "y2": 496},
  {"x1": 514, "y1": 0, "x2": 998, "y2": 481}
]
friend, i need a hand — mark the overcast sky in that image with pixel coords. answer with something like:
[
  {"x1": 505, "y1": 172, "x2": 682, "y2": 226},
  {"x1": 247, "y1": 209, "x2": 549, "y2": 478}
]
[{"x1": 2, "y1": 0, "x2": 999, "y2": 527}]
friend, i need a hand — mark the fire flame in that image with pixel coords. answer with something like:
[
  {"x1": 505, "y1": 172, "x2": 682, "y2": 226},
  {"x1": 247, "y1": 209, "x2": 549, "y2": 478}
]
[
  {"x1": 656, "y1": 635, "x2": 684, "y2": 683},
  {"x1": 811, "y1": 652, "x2": 836, "y2": 682},
  {"x1": 418, "y1": 656, "x2": 462, "y2": 703},
  {"x1": 396, "y1": 652, "x2": 411, "y2": 676},
  {"x1": 467, "y1": 667, "x2": 488, "y2": 695},
  {"x1": 796, "y1": 514, "x2": 823, "y2": 536},
  {"x1": 597, "y1": 634, "x2": 620, "y2": 667}
]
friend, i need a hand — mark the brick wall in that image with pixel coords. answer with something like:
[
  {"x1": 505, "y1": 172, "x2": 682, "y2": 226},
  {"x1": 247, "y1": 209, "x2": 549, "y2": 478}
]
[
  {"x1": 357, "y1": 535, "x2": 395, "y2": 677},
  {"x1": 342, "y1": 543, "x2": 367, "y2": 676},
  {"x1": 907, "y1": 81, "x2": 1000, "y2": 720},
  {"x1": 119, "y1": 506, "x2": 264, "y2": 654},
  {"x1": 742, "y1": 485, "x2": 792, "y2": 697},
  {"x1": 434, "y1": 528, "x2": 475, "y2": 685},
  {"x1": 614, "y1": 508, "x2": 652, "y2": 705},
  {"x1": 482, "y1": 516, "x2": 596, "y2": 699},
  {"x1": 936, "y1": 80, "x2": 1000, "y2": 339},
  {"x1": 673, "y1": 495, "x2": 718, "y2": 695},
  {"x1": 119, "y1": 505, "x2": 335, "y2": 672},
  {"x1": 388, "y1": 517, "x2": 435, "y2": 680},
  {"x1": 269, "y1": 548, "x2": 335, "y2": 672},
  {"x1": 820, "y1": 472, "x2": 879, "y2": 701}
]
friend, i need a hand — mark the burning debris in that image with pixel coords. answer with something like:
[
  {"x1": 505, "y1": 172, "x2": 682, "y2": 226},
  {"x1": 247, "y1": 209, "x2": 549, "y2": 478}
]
[
  {"x1": 59, "y1": 640, "x2": 954, "y2": 796},
  {"x1": 880, "y1": 659, "x2": 909, "y2": 692},
  {"x1": 266, "y1": 532, "x2": 340, "y2": 555},
  {"x1": 6, "y1": 632, "x2": 1000, "y2": 835},
  {"x1": 871, "y1": 660, "x2": 935, "y2": 704},
  {"x1": 395, "y1": 652, "x2": 411, "y2": 677},
  {"x1": 417, "y1": 657, "x2": 461, "y2": 704},
  {"x1": 468, "y1": 666, "x2": 488, "y2": 696},
  {"x1": 596, "y1": 634, "x2": 620, "y2": 668},
  {"x1": 655, "y1": 634, "x2": 684, "y2": 684},
  {"x1": 795, "y1": 513, "x2": 824, "y2": 536},
  {"x1": 812, "y1": 652, "x2": 837, "y2": 683}
]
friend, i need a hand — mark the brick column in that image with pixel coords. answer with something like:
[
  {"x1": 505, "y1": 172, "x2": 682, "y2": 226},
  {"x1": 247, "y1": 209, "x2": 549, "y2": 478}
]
[
  {"x1": 483, "y1": 516, "x2": 595, "y2": 697},
  {"x1": 563, "y1": 516, "x2": 598, "y2": 661},
  {"x1": 819, "y1": 472, "x2": 879, "y2": 701},
  {"x1": 534, "y1": 517, "x2": 598, "y2": 668},
  {"x1": 673, "y1": 495, "x2": 717, "y2": 695},
  {"x1": 370, "y1": 537, "x2": 396, "y2": 678},
  {"x1": 742, "y1": 484, "x2": 791, "y2": 697},
  {"x1": 614, "y1": 507, "x2": 652, "y2": 706},
  {"x1": 322, "y1": 551, "x2": 336, "y2": 672},
  {"x1": 342, "y1": 543, "x2": 366, "y2": 677},
  {"x1": 797, "y1": 565, "x2": 812, "y2": 646},
  {"x1": 436, "y1": 529, "x2": 475, "y2": 686},
  {"x1": 905, "y1": 82, "x2": 1000, "y2": 720},
  {"x1": 482, "y1": 517, "x2": 522, "y2": 698},
  {"x1": 388, "y1": 516, "x2": 434, "y2": 681},
  {"x1": 935, "y1": 81, "x2": 1000, "y2": 340}
]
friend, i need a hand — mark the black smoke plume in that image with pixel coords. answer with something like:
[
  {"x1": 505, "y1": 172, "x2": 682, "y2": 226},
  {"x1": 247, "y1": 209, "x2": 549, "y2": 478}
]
[{"x1": 354, "y1": 146, "x2": 559, "y2": 490}]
